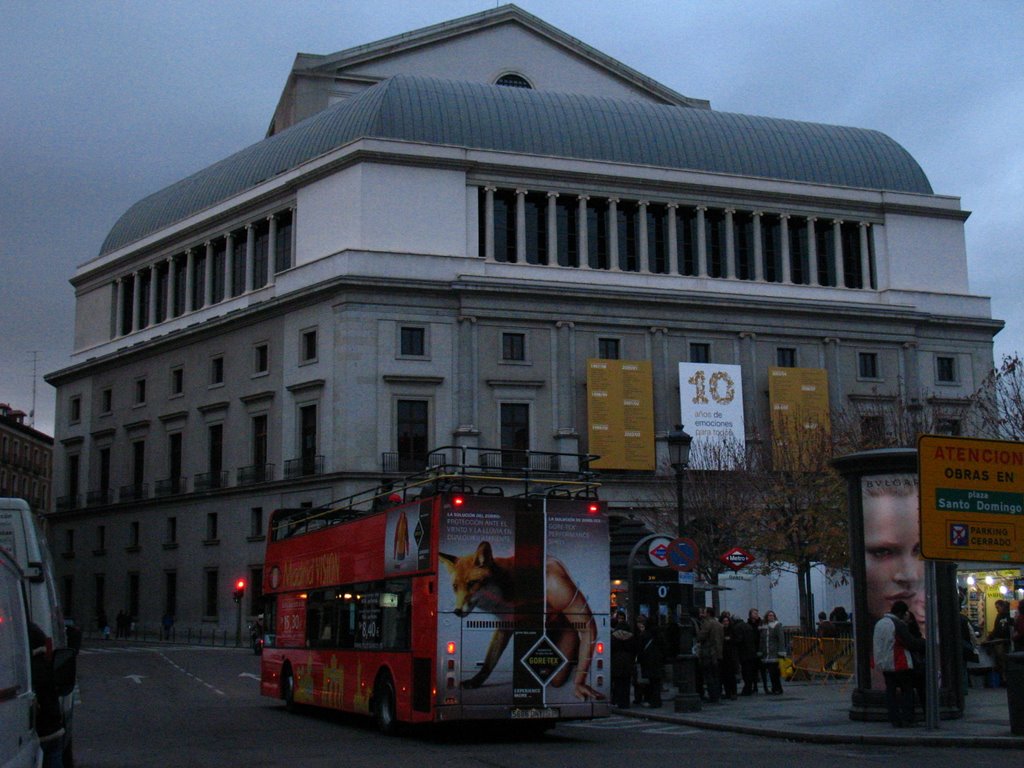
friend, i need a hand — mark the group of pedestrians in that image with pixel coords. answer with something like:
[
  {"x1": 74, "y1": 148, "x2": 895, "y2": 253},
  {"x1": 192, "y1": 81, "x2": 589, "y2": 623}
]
[{"x1": 610, "y1": 606, "x2": 791, "y2": 709}]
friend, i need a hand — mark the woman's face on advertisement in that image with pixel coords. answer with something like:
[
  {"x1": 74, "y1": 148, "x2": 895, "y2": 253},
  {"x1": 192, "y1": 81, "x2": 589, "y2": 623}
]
[{"x1": 863, "y1": 488, "x2": 925, "y2": 625}]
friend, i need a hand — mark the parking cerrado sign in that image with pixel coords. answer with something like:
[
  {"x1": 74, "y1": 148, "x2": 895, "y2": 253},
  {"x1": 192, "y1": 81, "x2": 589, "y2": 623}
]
[{"x1": 918, "y1": 435, "x2": 1024, "y2": 563}]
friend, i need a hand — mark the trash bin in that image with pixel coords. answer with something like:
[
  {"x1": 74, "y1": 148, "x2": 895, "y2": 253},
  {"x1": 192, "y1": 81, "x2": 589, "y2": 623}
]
[{"x1": 1007, "y1": 652, "x2": 1024, "y2": 736}]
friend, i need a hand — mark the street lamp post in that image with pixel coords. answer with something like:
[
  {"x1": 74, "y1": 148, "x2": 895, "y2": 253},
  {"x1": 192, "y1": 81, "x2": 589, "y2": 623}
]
[{"x1": 667, "y1": 425, "x2": 700, "y2": 712}]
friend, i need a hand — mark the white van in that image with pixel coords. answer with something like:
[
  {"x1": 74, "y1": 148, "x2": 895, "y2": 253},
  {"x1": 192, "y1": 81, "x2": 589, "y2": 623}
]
[
  {"x1": 0, "y1": 499, "x2": 75, "y2": 765},
  {"x1": 0, "y1": 548, "x2": 39, "y2": 768}
]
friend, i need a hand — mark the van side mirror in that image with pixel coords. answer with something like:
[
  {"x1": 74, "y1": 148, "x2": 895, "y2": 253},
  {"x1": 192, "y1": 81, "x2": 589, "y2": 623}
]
[{"x1": 52, "y1": 648, "x2": 77, "y2": 697}]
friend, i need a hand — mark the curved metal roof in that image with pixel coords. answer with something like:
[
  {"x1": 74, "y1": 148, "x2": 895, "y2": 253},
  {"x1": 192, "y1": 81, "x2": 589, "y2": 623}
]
[{"x1": 101, "y1": 75, "x2": 933, "y2": 255}]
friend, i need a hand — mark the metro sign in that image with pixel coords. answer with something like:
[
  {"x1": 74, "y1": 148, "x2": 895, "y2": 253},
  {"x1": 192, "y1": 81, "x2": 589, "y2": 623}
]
[{"x1": 719, "y1": 547, "x2": 755, "y2": 571}]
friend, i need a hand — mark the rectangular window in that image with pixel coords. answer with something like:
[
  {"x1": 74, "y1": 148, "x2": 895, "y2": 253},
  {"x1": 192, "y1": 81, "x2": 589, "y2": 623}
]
[
  {"x1": 64, "y1": 529, "x2": 74, "y2": 555},
  {"x1": 689, "y1": 343, "x2": 710, "y2": 364},
  {"x1": 170, "y1": 367, "x2": 183, "y2": 396},
  {"x1": 274, "y1": 209, "x2": 293, "y2": 274},
  {"x1": 96, "y1": 525, "x2": 106, "y2": 553},
  {"x1": 250, "y1": 507, "x2": 264, "y2": 539},
  {"x1": 861, "y1": 415, "x2": 885, "y2": 445},
  {"x1": 301, "y1": 328, "x2": 318, "y2": 363},
  {"x1": 164, "y1": 571, "x2": 177, "y2": 619},
  {"x1": 776, "y1": 348, "x2": 797, "y2": 368},
  {"x1": 69, "y1": 396, "x2": 81, "y2": 424},
  {"x1": 94, "y1": 574, "x2": 106, "y2": 622},
  {"x1": 210, "y1": 355, "x2": 224, "y2": 385},
  {"x1": 502, "y1": 332, "x2": 526, "y2": 361},
  {"x1": 166, "y1": 516, "x2": 177, "y2": 545},
  {"x1": 936, "y1": 355, "x2": 958, "y2": 383},
  {"x1": 299, "y1": 404, "x2": 318, "y2": 475},
  {"x1": 129, "y1": 521, "x2": 140, "y2": 549},
  {"x1": 134, "y1": 378, "x2": 146, "y2": 405},
  {"x1": 204, "y1": 569, "x2": 219, "y2": 619},
  {"x1": 252, "y1": 414, "x2": 268, "y2": 472},
  {"x1": 598, "y1": 338, "x2": 620, "y2": 360},
  {"x1": 168, "y1": 433, "x2": 183, "y2": 493},
  {"x1": 127, "y1": 572, "x2": 140, "y2": 620},
  {"x1": 396, "y1": 400, "x2": 428, "y2": 472},
  {"x1": 206, "y1": 512, "x2": 218, "y2": 542},
  {"x1": 400, "y1": 326, "x2": 426, "y2": 357},
  {"x1": 936, "y1": 418, "x2": 962, "y2": 436},
  {"x1": 858, "y1": 352, "x2": 879, "y2": 379},
  {"x1": 253, "y1": 343, "x2": 269, "y2": 375},
  {"x1": 500, "y1": 403, "x2": 530, "y2": 468},
  {"x1": 208, "y1": 424, "x2": 223, "y2": 484},
  {"x1": 101, "y1": 387, "x2": 112, "y2": 414},
  {"x1": 132, "y1": 440, "x2": 145, "y2": 492}
]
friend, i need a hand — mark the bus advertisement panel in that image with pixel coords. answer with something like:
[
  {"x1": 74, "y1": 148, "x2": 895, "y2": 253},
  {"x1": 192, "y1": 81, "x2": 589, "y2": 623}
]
[{"x1": 435, "y1": 497, "x2": 609, "y2": 718}]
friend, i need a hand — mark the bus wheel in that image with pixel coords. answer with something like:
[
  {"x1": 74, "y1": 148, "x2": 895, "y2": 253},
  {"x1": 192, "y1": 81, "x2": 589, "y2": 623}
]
[
  {"x1": 282, "y1": 667, "x2": 297, "y2": 712},
  {"x1": 373, "y1": 677, "x2": 397, "y2": 735}
]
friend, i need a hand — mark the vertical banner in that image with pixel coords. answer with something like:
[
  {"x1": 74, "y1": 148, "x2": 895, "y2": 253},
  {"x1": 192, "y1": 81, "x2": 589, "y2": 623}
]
[
  {"x1": 767, "y1": 366, "x2": 830, "y2": 468},
  {"x1": 678, "y1": 363, "x2": 745, "y2": 463},
  {"x1": 587, "y1": 359, "x2": 655, "y2": 470}
]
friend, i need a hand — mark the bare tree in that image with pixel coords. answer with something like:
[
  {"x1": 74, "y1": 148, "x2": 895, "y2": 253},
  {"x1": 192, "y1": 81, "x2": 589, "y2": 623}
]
[
  {"x1": 638, "y1": 439, "x2": 756, "y2": 612},
  {"x1": 972, "y1": 353, "x2": 1024, "y2": 440}
]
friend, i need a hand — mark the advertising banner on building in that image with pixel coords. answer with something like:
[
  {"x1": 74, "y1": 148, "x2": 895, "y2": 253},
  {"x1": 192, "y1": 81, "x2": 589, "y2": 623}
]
[
  {"x1": 587, "y1": 359, "x2": 655, "y2": 470},
  {"x1": 767, "y1": 366, "x2": 830, "y2": 467},
  {"x1": 678, "y1": 362, "x2": 745, "y2": 463}
]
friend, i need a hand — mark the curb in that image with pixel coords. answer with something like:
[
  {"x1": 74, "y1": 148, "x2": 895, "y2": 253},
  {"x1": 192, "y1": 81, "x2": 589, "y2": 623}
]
[{"x1": 614, "y1": 707, "x2": 1024, "y2": 749}]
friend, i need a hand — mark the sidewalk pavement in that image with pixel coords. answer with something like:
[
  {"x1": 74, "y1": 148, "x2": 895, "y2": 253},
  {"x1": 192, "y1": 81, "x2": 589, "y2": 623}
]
[{"x1": 616, "y1": 680, "x2": 1022, "y2": 748}]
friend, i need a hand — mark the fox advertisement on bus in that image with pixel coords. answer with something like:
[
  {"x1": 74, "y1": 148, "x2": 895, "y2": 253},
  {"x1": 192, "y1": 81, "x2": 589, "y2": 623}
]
[{"x1": 431, "y1": 497, "x2": 610, "y2": 716}]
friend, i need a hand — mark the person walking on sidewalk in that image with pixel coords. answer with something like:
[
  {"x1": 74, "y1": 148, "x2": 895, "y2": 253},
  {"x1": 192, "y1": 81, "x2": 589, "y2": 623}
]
[
  {"x1": 1014, "y1": 599, "x2": 1024, "y2": 652},
  {"x1": 984, "y1": 599, "x2": 1013, "y2": 686},
  {"x1": 759, "y1": 610, "x2": 786, "y2": 695},
  {"x1": 873, "y1": 600, "x2": 925, "y2": 728},
  {"x1": 698, "y1": 606, "x2": 724, "y2": 703}
]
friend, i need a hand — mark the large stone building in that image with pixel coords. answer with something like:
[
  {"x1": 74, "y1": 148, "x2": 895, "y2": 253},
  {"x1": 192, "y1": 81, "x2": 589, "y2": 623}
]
[{"x1": 45, "y1": 5, "x2": 1000, "y2": 631}]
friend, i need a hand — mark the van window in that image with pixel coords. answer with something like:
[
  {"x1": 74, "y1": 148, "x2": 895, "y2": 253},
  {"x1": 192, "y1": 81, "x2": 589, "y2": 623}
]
[{"x1": 0, "y1": 558, "x2": 31, "y2": 699}]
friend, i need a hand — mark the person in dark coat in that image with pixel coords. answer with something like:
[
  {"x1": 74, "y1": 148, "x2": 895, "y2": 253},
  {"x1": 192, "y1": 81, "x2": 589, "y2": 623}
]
[
  {"x1": 636, "y1": 616, "x2": 665, "y2": 708},
  {"x1": 733, "y1": 615, "x2": 759, "y2": 695},
  {"x1": 29, "y1": 622, "x2": 66, "y2": 768},
  {"x1": 719, "y1": 613, "x2": 739, "y2": 700},
  {"x1": 610, "y1": 610, "x2": 638, "y2": 708}
]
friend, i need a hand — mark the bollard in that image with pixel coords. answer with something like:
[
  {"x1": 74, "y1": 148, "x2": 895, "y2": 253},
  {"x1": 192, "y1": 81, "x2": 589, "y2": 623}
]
[{"x1": 1006, "y1": 651, "x2": 1024, "y2": 736}]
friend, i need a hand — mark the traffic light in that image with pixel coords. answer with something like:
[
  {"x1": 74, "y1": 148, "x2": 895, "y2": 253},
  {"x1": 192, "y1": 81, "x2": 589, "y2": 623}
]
[{"x1": 233, "y1": 578, "x2": 246, "y2": 603}]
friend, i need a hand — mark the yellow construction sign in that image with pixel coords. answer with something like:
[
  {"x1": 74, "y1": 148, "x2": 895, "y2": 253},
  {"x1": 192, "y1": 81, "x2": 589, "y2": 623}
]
[{"x1": 918, "y1": 435, "x2": 1024, "y2": 563}]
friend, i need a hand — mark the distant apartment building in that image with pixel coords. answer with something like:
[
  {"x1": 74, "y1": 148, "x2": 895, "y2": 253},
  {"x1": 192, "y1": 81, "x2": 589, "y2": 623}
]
[
  {"x1": 0, "y1": 403, "x2": 53, "y2": 513},
  {"x1": 44, "y1": 5, "x2": 1000, "y2": 631}
]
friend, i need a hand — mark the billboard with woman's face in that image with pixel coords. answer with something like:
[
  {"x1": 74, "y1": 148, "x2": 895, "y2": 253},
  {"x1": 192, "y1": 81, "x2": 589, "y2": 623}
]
[{"x1": 861, "y1": 473, "x2": 925, "y2": 687}]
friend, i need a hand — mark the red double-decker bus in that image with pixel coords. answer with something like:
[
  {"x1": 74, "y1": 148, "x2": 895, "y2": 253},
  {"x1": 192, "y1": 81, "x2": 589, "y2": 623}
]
[{"x1": 259, "y1": 448, "x2": 610, "y2": 733}]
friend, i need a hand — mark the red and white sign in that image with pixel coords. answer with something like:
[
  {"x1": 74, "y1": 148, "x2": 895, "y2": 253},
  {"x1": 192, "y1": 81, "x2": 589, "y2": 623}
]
[{"x1": 719, "y1": 547, "x2": 755, "y2": 571}]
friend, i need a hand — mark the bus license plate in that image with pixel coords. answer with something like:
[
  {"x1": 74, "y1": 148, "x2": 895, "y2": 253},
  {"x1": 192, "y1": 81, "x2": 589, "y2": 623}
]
[{"x1": 510, "y1": 707, "x2": 558, "y2": 720}]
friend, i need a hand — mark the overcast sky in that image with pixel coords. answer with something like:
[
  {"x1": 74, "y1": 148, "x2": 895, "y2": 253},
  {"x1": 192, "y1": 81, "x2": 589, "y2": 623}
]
[{"x1": 2, "y1": 0, "x2": 1022, "y2": 436}]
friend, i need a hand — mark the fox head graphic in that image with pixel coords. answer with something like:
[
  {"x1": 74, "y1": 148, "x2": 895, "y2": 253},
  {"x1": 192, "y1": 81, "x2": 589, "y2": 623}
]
[{"x1": 439, "y1": 541, "x2": 512, "y2": 617}]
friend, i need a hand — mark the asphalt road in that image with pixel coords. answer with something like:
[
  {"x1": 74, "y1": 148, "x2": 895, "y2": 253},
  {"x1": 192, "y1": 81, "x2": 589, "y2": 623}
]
[{"x1": 70, "y1": 642, "x2": 1001, "y2": 767}]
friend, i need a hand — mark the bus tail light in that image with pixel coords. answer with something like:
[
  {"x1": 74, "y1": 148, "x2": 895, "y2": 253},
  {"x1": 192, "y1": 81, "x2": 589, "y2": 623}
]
[
  {"x1": 597, "y1": 675, "x2": 605, "y2": 688},
  {"x1": 595, "y1": 641, "x2": 604, "y2": 655},
  {"x1": 446, "y1": 641, "x2": 456, "y2": 655},
  {"x1": 452, "y1": 495, "x2": 465, "y2": 507}
]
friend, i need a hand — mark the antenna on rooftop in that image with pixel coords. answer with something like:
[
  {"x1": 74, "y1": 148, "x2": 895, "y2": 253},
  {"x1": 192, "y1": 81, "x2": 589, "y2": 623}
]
[{"x1": 29, "y1": 350, "x2": 38, "y2": 427}]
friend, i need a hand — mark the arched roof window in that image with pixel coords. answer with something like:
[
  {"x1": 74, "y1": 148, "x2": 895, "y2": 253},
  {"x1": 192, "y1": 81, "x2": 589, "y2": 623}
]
[{"x1": 495, "y1": 73, "x2": 532, "y2": 89}]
